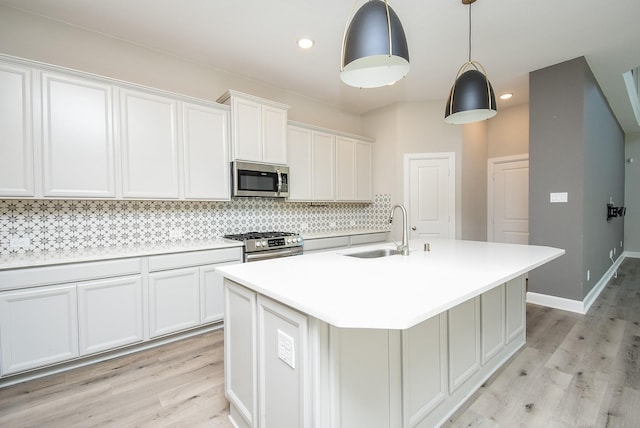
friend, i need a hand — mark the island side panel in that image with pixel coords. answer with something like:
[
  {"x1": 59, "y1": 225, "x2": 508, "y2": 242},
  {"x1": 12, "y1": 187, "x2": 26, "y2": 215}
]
[{"x1": 323, "y1": 275, "x2": 527, "y2": 428}]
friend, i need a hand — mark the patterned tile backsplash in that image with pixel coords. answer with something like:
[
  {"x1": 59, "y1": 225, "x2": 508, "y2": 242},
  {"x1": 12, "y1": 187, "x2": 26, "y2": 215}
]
[{"x1": 0, "y1": 194, "x2": 392, "y2": 255}]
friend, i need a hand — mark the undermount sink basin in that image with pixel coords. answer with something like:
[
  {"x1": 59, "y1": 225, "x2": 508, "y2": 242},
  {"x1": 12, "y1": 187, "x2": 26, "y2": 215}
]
[{"x1": 344, "y1": 248, "x2": 400, "y2": 259}]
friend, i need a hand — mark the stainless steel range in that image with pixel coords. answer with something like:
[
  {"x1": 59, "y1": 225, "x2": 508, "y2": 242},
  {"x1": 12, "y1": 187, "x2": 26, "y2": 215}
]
[{"x1": 224, "y1": 231, "x2": 304, "y2": 262}]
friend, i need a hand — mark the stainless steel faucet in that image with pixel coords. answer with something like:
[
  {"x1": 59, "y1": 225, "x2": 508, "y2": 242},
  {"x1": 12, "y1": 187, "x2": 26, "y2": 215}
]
[{"x1": 389, "y1": 204, "x2": 410, "y2": 255}]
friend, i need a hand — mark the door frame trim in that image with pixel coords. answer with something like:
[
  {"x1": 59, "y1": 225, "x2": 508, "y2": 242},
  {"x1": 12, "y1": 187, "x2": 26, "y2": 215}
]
[
  {"x1": 487, "y1": 154, "x2": 529, "y2": 242},
  {"x1": 403, "y1": 152, "x2": 456, "y2": 239}
]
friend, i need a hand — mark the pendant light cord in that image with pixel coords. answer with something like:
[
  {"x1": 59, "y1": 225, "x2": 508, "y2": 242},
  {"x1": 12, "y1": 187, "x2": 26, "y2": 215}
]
[{"x1": 468, "y1": 2, "x2": 472, "y2": 63}]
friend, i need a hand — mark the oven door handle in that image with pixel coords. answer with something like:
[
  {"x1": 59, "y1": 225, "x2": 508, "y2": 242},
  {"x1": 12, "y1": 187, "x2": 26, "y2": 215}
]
[
  {"x1": 276, "y1": 169, "x2": 282, "y2": 196},
  {"x1": 245, "y1": 246, "x2": 303, "y2": 262}
]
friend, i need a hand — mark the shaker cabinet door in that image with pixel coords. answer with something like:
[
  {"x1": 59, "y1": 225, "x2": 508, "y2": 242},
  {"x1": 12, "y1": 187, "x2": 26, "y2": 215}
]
[
  {"x1": 77, "y1": 276, "x2": 144, "y2": 356},
  {"x1": 0, "y1": 63, "x2": 34, "y2": 197},
  {"x1": 0, "y1": 285, "x2": 79, "y2": 375},
  {"x1": 42, "y1": 72, "x2": 116, "y2": 198},
  {"x1": 120, "y1": 89, "x2": 180, "y2": 199},
  {"x1": 182, "y1": 102, "x2": 230, "y2": 200}
]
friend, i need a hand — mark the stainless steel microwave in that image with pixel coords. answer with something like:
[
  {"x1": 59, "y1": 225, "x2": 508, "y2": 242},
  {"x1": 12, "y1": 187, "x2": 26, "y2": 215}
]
[{"x1": 231, "y1": 161, "x2": 290, "y2": 198}]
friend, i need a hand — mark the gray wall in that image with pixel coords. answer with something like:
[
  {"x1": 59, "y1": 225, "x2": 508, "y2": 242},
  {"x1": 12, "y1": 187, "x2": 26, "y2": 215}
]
[
  {"x1": 529, "y1": 57, "x2": 625, "y2": 301},
  {"x1": 625, "y1": 133, "x2": 640, "y2": 252}
]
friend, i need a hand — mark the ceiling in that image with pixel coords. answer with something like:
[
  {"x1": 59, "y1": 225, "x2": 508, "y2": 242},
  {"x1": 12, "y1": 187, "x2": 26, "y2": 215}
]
[{"x1": 2, "y1": 0, "x2": 640, "y2": 133}]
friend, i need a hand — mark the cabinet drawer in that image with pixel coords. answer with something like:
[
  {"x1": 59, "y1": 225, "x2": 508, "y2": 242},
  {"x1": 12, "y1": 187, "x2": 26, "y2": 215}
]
[
  {"x1": 0, "y1": 258, "x2": 142, "y2": 291},
  {"x1": 350, "y1": 232, "x2": 389, "y2": 246},
  {"x1": 148, "y1": 247, "x2": 242, "y2": 272},
  {"x1": 303, "y1": 236, "x2": 350, "y2": 253}
]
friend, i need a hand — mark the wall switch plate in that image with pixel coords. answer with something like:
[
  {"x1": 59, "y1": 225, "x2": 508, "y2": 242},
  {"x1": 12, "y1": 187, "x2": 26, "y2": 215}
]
[
  {"x1": 9, "y1": 237, "x2": 30, "y2": 248},
  {"x1": 550, "y1": 192, "x2": 568, "y2": 203},
  {"x1": 169, "y1": 229, "x2": 183, "y2": 239},
  {"x1": 587, "y1": 270, "x2": 590, "y2": 282},
  {"x1": 277, "y1": 329, "x2": 295, "y2": 369}
]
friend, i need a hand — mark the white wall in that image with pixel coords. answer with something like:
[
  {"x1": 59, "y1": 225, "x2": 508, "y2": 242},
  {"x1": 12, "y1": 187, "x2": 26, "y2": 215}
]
[
  {"x1": 487, "y1": 103, "x2": 529, "y2": 158},
  {"x1": 625, "y1": 133, "x2": 640, "y2": 252},
  {"x1": 0, "y1": 5, "x2": 363, "y2": 135}
]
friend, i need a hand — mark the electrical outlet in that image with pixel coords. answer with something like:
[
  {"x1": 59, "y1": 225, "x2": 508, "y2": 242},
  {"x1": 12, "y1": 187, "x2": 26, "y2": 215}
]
[
  {"x1": 277, "y1": 329, "x2": 295, "y2": 369},
  {"x1": 300, "y1": 222, "x2": 308, "y2": 230},
  {"x1": 9, "y1": 237, "x2": 30, "y2": 248},
  {"x1": 329, "y1": 221, "x2": 337, "y2": 228},
  {"x1": 613, "y1": 248, "x2": 616, "y2": 255},
  {"x1": 350, "y1": 220, "x2": 356, "y2": 226},
  {"x1": 609, "y1": 249, "x2": 613, "y2": 258},
  {"x1": 169, "y1": 229, "x2": 183, "y2": 239},
  {"x1": 587, "y1": 270, "x2": 590, "y2": 282}
]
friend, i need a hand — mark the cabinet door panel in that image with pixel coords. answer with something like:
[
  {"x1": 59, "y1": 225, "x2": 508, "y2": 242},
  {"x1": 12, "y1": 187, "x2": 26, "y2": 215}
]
[
  {"x1": 232, "y1": 97, "x2": 262, "y2": 161},
  {"x1": 77, "y1": 276, "x2": 143, "y2": 355},
  {"x1": 311, "y1": 131, "x2": 335, "y2": 201},
  {"x1": 42, "y1": 73, "x2": 115, "y2": 197},
  {"x1": 121, "y1": 89, "x2": 179, "y2": 198},
  {"x1": 224, "y1": 280, "x2": 257, "y2": 427},
  {"x1": 481, "y1": 285, "x2": 505, "y2": 364},
  {"x1": 448, "y1": 297, "x2": 480, "y2": 392},
  {"x1": 506, "y1": 276, "x2": 526, "y2": 342},
  {"x1": 0, "y1": 63, "x2": 34, "y2": 196},
  {"x1": 262, "y1": 104, "x2": 287, "y2": 164},
  {"x1": 201, "y1": 262, "x2": 238, "y2": 324},
  {"x1": 148, "y1": 268, "x2": 200, "y2": 338},
  {"x1": 356, "y1": 141, "x2": 373, "y2": 201},
  {"x1": 0, "y1": 285, "x2": 78, "y2": 375},
  {"x1": 182, "y1": 103, "x2": 229, "y2": 200},
  {"x1": 336, "y1": 137, "x2": 356, "y2": 201},
  {"x1": 287, "y1": 126, "x2": 313, "y2": 201}
]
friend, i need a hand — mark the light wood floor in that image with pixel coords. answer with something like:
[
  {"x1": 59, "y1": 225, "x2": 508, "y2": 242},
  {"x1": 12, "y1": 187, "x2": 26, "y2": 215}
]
[{"x1": 1, "y1": 258, "x2": 639, "y2": 427}]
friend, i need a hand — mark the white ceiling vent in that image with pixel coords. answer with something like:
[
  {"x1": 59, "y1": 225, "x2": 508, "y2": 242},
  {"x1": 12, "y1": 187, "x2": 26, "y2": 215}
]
[{"x1": 623, "y1": 66, "x2": 640, "y2": 127}]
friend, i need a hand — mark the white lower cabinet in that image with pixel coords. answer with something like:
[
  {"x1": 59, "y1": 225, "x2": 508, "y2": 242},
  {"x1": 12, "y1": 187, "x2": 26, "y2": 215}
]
[
  {"x1": 225, "y1": 280, "x2": 258, "y2": 428},
  {"x1": 148, "y1": 267, "x2": 201, "y2": 338},
  {"x1": 225, "y1": 280, "x2": 310, "y2": 428},
  {"x1": 77, "y1": 276, "x2": 143, "y2": 355},
  {"x1": 0, "y1": 284, "x2": 79, "y2": 375},
  {"x1": 0, "y1": 246, "x2": 242, "y2": 380},
  {"x1": 225, "y1": 275, "x2": 528, "y2": 428}
]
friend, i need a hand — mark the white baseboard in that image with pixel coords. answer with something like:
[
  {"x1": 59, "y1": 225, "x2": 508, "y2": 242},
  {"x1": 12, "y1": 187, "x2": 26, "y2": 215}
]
[{"x1": 526, "y1": 252, "x2": 635, "y2": 314}]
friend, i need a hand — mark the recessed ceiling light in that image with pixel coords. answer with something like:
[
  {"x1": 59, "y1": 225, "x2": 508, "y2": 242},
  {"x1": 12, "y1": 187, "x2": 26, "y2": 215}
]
[
  {"x1": 500, "y1": 93, "x2": 513, "y2": 100},
  {"x1": 297, "y1": 38, "x2": 314, "y2": 49}
]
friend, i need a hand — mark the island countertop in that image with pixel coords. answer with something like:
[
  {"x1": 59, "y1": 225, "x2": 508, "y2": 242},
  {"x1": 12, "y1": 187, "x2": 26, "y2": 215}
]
[{"x1": 216, "y1": 239, "x2": 564, "y2": 330}]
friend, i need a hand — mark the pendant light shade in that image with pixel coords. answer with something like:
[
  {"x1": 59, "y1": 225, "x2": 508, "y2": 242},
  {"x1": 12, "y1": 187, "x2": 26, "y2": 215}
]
[
  {"x1": 444, "y1": 62, "x2": 497, "y2": 124},
  {"x1": 340, "y1": 0, "x2": 410, "y2": 88},
  {"x1": 444, "y1": 0, "x2": 497, "y2": 124}
]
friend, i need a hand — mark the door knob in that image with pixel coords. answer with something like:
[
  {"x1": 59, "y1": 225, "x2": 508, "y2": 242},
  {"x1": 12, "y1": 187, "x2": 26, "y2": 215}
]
[{"x1": 411, "y1": 226, "x2": 416, "y2": 231}]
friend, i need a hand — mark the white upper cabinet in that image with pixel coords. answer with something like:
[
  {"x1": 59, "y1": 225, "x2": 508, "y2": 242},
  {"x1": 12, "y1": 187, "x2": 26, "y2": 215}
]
[
  {"x1": 336, "y1": 136, "x2": 356, "y2": 201},
  {"x1": 218, "y1": 90, "x2": 289, "y2": 164},
  {"x1": 42, "y1": 72, "x2": 116, "y2": 198},
  {"x1": 182, "y1": 103, "x2": 230, "y2": 200},
  {"x1": 0, "y1": 63, "x2": 34, "y2": 197},
  {"x1": 287, "y1": 122, "x2": 373, "y2": 203},
  {"x1": 287, "y1": 125, "x2": 313, "y2": 201},
  {"x1": 312, "y1": 130, "x2": 336, "y2": 201},
  {"x1": 355, "y1": 140, "x2": 373, "y2": 202},
  {"x1": 120, "y1": 89, "x2": 180, "y2": 199},
  {"x1": 0, "y1": 56, "x2": 231, "y2": 201}
]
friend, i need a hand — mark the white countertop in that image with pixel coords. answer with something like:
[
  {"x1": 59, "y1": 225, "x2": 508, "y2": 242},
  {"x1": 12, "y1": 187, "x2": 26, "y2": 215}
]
[
  {"x1": 0, "y1": 238, "x2": 243, "y2": 270},
  {"x1": 217, "y1": 239, "x2": 565, "y2": 330},
  {"x1": 301, "y1": 228, "x2": 390, "y2": 240}
]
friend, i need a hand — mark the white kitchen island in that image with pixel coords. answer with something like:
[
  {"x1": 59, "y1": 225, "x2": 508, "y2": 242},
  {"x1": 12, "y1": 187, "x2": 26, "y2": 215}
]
[{"x1": 216, "y1": 239, "x2": 564, "y2": 428}]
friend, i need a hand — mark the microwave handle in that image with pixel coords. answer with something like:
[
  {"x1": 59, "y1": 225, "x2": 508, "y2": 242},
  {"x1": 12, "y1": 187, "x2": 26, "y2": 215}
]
[{"x1": 276, "y1": 169, "x2": 282, "y2": 195}]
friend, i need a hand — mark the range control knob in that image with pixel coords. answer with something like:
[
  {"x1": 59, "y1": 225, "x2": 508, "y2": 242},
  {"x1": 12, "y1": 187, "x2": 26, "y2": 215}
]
[{"x1": 255, "y1": 241, "x2": 262, "y2": 247}]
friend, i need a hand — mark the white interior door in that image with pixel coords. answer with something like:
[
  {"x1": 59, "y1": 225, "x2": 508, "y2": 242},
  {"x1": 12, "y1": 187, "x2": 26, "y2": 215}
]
[
  {"x1": 405, "y1": 153, "x2": 455, "y2": 239},
  {"x1": 488, "y1": 155, "x2": 529, "y2": 244}
]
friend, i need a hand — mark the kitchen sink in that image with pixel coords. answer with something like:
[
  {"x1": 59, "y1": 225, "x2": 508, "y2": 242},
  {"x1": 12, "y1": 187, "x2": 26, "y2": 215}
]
[{"x1": 344, "y1": 248, "x2": 400, "y2": 259}]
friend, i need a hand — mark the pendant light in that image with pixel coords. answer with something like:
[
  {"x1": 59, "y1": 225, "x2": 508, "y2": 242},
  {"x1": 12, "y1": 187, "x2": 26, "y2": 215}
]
[
  {"x1": 340, "y1": 0, "x2": 410, "y2": 88},
  {"x1": 444, "y1": 0, "x2": 497, "y2": 124}
]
